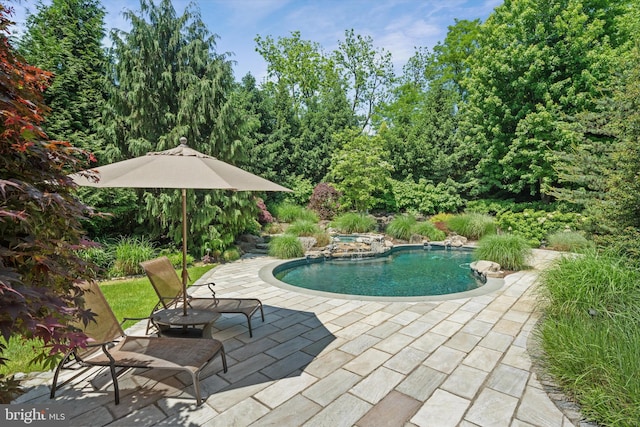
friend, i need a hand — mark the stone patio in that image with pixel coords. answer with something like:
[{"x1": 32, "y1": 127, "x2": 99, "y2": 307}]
[{"x1": 12, "y1": 249, "x2": 591, "y2": 426}]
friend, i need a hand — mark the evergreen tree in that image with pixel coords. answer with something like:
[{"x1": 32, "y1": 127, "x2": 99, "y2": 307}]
[
  {"x1": 18, "y1": 0, "x2": 108, "y2": 153},
  {"x1": 100, "y1": 0, "x2": 253, "y2": 255}
]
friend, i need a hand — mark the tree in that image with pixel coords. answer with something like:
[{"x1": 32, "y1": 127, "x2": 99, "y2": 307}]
[
  {"x1": 0, "y1": 5, "x2": 95, "y2": 400},
  {"x1": 326, "y1": 128, "x2": 394, "y2": 212},
  {"x1": 18, "y1": 0, "x2": 108, "y2": 154},
  {"x1": 333, "y1": 29, "x2": 395, "y2": 131},
  {"x1": 254, "y1": 31, "x2": 356, "y2": 187},
  {"x1": 100, "y1": 0, "x2": 254, "y2": 254},
  {"x1": 459, "y1": 0, "x2": 626, "y2": 200}
]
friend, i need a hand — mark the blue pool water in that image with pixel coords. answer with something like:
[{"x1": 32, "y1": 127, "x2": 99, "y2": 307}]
[{"x1": 274, "y1": 247, "x2": 483, "y2": 297}]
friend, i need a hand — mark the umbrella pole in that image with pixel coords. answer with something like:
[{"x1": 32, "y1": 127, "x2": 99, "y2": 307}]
[{"x1": 181, "y1": 188, "x2": 188, "y2": 316}]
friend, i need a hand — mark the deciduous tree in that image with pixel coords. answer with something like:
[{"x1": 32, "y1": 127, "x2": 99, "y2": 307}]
[{"x1": 0, "y1": 5, "x2": 95, "y2": 400}]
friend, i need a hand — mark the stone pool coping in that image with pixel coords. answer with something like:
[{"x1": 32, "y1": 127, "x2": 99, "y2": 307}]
[{"x1": 259, "y1": 244, "x2": 504, "y2": 302}]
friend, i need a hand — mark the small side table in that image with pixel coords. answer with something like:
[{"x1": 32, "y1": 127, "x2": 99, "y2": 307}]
[{"x1": 152, "y1": 308, "x2": 220, "y2": 338}]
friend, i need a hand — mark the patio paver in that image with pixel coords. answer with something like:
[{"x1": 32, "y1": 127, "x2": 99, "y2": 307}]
[{"x1": 13, "y1": 249, "x2": 591, "y2": 426}]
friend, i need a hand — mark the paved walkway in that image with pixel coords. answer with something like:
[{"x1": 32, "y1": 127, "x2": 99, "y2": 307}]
[{"x1": 14, "y1": 249, "x2": 587, "y2": 426}]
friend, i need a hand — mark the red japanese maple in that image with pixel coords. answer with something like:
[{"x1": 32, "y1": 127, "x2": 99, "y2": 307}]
[{"x1": 0, "y1": 4, "x2": 97, "y2": 401}]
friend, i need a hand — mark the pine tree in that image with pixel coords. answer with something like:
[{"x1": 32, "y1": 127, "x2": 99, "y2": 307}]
[
  {"x1": 100, "y1": 0, "x2": 253, "y2": 255},
  {"x1": 19, "y1": 0, "x2": 108, "y2": 153}
]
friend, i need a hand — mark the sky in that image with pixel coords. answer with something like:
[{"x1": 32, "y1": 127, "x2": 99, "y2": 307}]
[{"x1": 8, "y1": 0, "x2": 502, "y2": 80}]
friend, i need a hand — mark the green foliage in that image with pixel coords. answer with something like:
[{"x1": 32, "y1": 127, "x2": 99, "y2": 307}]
[
  {"x1": 446, "y1": 213, "x2": 496, "y2": 240},
  {"x1": 76, "y1": 243, "x2": 114, "y2": 277},
  {"x1": 313, "y1": 232, "x2": 332, "y2": 247},
  {"x1": 307, "y1": 182, "x2": 341, "y2": 220},
  {"x1": 253, "y1": 31, "x2": 356, "y2": 184},
  {"x1": 268, "y1": 235, "x2": 304, "y2": 259},
  {"x1": 272, "y1": 202, "x2": 319, "y2": 223},
  {"x1": 412, "y1": 221, "x2": 447, "y2": 241},
  {"x1": 546, "y1": 231, "x2": 593, "y2": 252},
  {"x1": 161, "y1": 251, "x2": 195, "y2": 269},
  {"x1": 18, "y1": 0, "x2": 108, "y2": 154},
  {"x1": 76, "y1": 187, "x2": 139, "y2": 238},
  {"x1": 0, "y1": 373, "x2": 21, "y2": 403},
  {"x1": 330, "y1": 213, "x2": 377, "y2": 234},
  {"x1": 593, "y1": 227, "x2": 640, "y2": 265},
  {"x1": 327, "y1": 128, "x2": 394, "y2": 212},
  {"x1": 222, "y1": 247, "x2": 241, "y2": 262},
  {"x1": 111, "y1": 236, "x2": 156, "y2": 277},
  {"x1": 474, "y1": 234, "x2": 531, "y2": 271},
  {"x1": 460, "y1": 0, "x2": 622, "y2": 199},
  {"x1": 429, "y1": 213, "x2": 454, "y2": 223},
  {"x1": 390, "y1": 177, "x2": 465, "y2": 215},
  {"x1": 101, "y1": 0, "x2": 254, "y2": 254},
  {"x1": 465, "y1": 199, "x2": 566, "y2": 215},
  {"x1": 380, "y1": 80, "x2": 462, "y2": 184},
  {"x1": 286, "y1": 175, "x2": 315, "y2": 206},
  {"x1": 495, "y1": 209, "x2": 586, "y2": 247},
  {"x1": 385, "y1": 215, "x2": 447, "y2": 241},
  {"x1": 386, "y1": 215, "x2": 417, "y2": 240},
  {"x1": 286, "y1": 220, "x2": 322, "y2": 237},
  {"x1": 538, "y1": 252, "x2": 640, "y2": 425},
  {"x1": 333, "y1": 29, "x2": 394, "y2": 130}
]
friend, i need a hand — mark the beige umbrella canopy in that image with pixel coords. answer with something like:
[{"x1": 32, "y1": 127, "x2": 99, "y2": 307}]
[{"x1": 71, "y1": 137, "x2": 290, "y2": 315}]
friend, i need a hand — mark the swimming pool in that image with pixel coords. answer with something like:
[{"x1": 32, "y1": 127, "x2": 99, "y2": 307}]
[{"x1": 260, "y1": 245, "x2": 504, "y2": 301}]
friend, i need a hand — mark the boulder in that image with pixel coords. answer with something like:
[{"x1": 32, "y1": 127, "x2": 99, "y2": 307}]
[
  {"x1": 470, "y1": 260, "x2": 504, "y2": 278},
  {"x1": 444, "y1": 235, "x2": 468, "y2": 247}
]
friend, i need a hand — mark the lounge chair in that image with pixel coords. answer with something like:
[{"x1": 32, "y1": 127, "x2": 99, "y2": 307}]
[
  {"x1": 140, "y1": 256, "x2": 264, "y2": 337},
  {"x1": 50, "y1": 281, "x2": 227, "y2": 405}
]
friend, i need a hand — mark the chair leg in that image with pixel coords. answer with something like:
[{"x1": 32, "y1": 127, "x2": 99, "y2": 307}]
[
  {"x1": 192, "y1": 372, "x2": 203, "y2": 405},
  {"x1": 50, "y1": 352, "x2": 73, "y2": 399},
  {"x1": 220, "y1": 347, "x2": 228, "y2": 373},
  {"x1": 246, "y1": 315, "x2": 253, "y2": 338},
  {"x1": 108, "y1": 364, "x2": 120, "y2": 405}
]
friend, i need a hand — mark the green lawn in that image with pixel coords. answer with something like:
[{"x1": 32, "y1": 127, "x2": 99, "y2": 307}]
[{"x1": 0, "y1": 264, "x2": 215, "y2": 377}]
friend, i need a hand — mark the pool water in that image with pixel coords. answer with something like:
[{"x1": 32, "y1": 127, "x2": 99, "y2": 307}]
[{"x1": 274, "y1": 247, "x2": 483, "y2": 297}]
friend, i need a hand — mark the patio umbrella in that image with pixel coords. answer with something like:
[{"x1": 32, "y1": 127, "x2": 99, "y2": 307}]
[{"x1": 71, "y1": 137, "x2": 290, "y2": 315}]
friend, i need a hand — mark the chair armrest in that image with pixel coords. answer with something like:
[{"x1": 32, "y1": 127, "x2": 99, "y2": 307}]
[
  {"x1": 205, "y1": 282, "x2": 219, "y2": 303},
  {"x1": 120, "y1": 316, "x2": 150, "y2": 325}
]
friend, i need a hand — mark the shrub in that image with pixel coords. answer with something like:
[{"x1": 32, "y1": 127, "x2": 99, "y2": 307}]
[
  {"x1": 268, "y1": 235, "x2": 305, "y2": 259},
  {"x1": 386, "y1": 215, "x2": 417, "y2": 240},
  {"x1": 313, "y1": 232, "x2": 332, "y2": 247},
  {"x1": 286, "y1": 219, "x2": 322, "y2": 237},
  {"x1": 331, "y1": 212, "x2": 377, "y2": 233},
  {"x1": 263, "y1": 222, "x2": 284, "y2": 234},
  {"x1": 466, "y1": 199, "x2": 566, "y2": 215},
  {"x1": 272, "y1": 202, "x2": 319, "y2": 223},
  {"x1": 446, "y1": 213, "x2": 497, "y2": 240},
  {"x1": 390, "y1": 178, "x2": 465, "y2": 215},
  {"x1": 222, "y1": 247, "x2": 241, "y2": 262},
  {"x1": 110, "y1": 236, "x2": 156, "y2": 277},
  {"x1": 412, "y1": 221, "x2": 447, "y2": 241},
  {"x1": 162, "y1": 251, "x2": 195, "y2": 268},
  {"x1": 287, "y1": 175, "x2": 315, "y2": 205},
  {"x1": 429, "y1": 213, "x2": 454, "y2": 223},
  {"x1": 307, "y1": 182, "x2": 341, "y2": 220},
  {"x1": 474, "y1": 234, "x2": 532, "y2": 271},
  {"x1": 538, "y1": 252, "x2": 640, "y2": 425},
  {"x1": 495, "y1": 209, "x2": 586, "y2": 247},
  {"x1": 546, "y1": 231, "x2": 593, "y2": 252},
  {"x1": 256, "y1": 198, "x2": 274, "y2": 224},
  {"x1": 77, "y1": 243, "x2": 114, "y2": 277}
]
